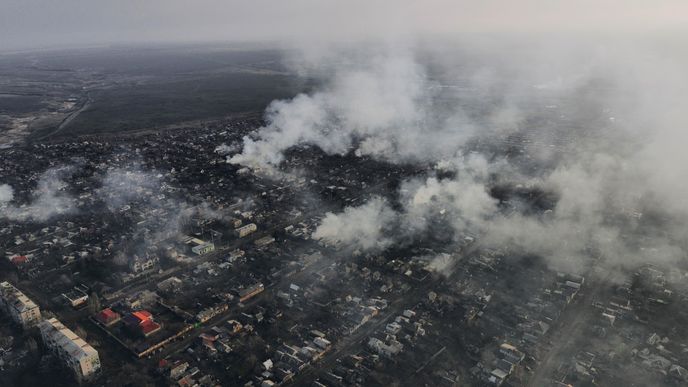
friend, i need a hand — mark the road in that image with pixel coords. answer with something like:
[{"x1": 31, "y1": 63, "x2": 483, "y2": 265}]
[
  {"x1": 289, "y1": 270, "x2": 442, "y2": 385},
  {"x1": 288, "y1": 242, "x2": 482, "y2": 384},
  {"x1": 34, "y1": 93, "x2": 92, "y2": 141},
  {"x1": 526, "y1": 268, "x2": 611, "y2": 386}
]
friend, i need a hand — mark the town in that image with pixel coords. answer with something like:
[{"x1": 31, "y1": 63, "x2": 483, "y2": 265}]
[{"x1": 2, "y1": 110, "x2": 688, "y2": 387}]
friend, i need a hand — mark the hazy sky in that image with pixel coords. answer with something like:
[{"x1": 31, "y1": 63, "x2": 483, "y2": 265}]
[{"x1": 2, "y1": 0, "x2": 687, "y2": 51}]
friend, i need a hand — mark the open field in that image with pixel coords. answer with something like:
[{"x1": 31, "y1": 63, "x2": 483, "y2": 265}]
[{"x1": 0, "y1": 44, "x2": 311, "y2": 142}]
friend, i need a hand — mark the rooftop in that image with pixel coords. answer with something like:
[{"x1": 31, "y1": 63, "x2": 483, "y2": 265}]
[{"x1": 39, "y1": 317, "x2": 98, "y2": 362}]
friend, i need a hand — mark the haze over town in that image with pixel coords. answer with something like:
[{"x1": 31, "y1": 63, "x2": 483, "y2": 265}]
[{"x1": 1, "y1": 1, "x2": 688, "y2": 387}]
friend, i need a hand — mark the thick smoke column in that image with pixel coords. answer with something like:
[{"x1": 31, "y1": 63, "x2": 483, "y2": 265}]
[
  {"x1": 230, "y1": 50, "x2": 484, "y2": 170},
  {"x1": 312, "y1": 197, "x2": 396, "y2": 251}
]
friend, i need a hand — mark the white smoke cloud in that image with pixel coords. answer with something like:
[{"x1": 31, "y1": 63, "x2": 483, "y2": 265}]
[
  {"x1": 425, "y1": 253, "x2": 458, "y2": 276},
  {"x1": 310, "y1": 136, "x2": 688, "y2": 272},
  {"x1": 312, "y1": 197, "x2": 396, "y2": 251},
  {"x1": 231, "y1": 34, "x2": 688, "y2": 274},
  {"x1": 230, "y1": 49, "x2": 484, "y2": 170},
  {"x1": 96, "y1": 166, "x2": 226, "y2": 243},
  {"x1": 310, "y1": 155, "x2": 498, "y2": 253},
  {"x1": 0, "y1": 167, "x2": 77, "y2": 222},
  {"x1": 0, "y1": 184, "x2": 13, "y2": 204},
  {"x1": 403, "y1": 145, "x2": 687, "y2": 272},
  {"x1": 214, "y1": 143, "x2": 238, "y2": 156},
  {"x1": 96, "y1": 168, "x2": 162, "y2": 211},
  {"x1": 399, "y1": 163, "x2": 498, "y2": 239}
]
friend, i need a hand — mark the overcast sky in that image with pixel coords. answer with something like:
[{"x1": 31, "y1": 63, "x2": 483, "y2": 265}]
[{"x1": 2, "y1": 0, "x2": 687, "y2": 51}]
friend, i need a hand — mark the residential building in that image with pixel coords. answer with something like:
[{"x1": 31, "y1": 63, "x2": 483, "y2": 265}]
[
  {"x1": 239, "y1": 283, "x2": 265, "y2": 303},
  {"x1": 255, "y1": 236, "x2": 275, "y2": 247},
  {"x1": 62, "y1": 288, "x2": 89, "y2": 308},
  {"x1": 129, "y1": 254, "x2": 159, "y2": 273},
  {"x1": 39, "y1": 317, "x2": 101, "y2": 381},
  {"x1": 94, "y1": 308, "x2": 121, "y2": 326},
  {"x1": 367, "y1": 337, "x2": 403, "y2": 358},
  {"x1": 0, "y1": 281, "x2": 41, "y2": 328},
  {"x1": 124, "y1": 310, "x2": 162, "y2": 337},
  {"x1": 181, "y1": 236, "x2": 215, "y2": 255},
  {"x1": 235, "y1": 223, "x2": 257, "y2": 238}
]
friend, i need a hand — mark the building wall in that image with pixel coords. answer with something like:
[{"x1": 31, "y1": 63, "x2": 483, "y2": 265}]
[
  {"x1": 0, "y1": 281, "x2": 42, "y2": 328},
  {"x1": 39, "y1": 318, "x2": 101, "y2": 381},
  {"x1": 132, "y1": 258, "x2": 157, "y2": 273},
  {"x1": 236, "y1": 223, "x2": 257, "y2": 238}
]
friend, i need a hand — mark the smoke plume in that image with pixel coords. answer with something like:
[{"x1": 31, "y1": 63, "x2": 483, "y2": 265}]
[
  {"x1": 0, "y1": 167, "x2": 77, "y2": 222},
  {"x1": 229, "y1": 48, "x2": 489, "y2": 170},
  {"x1": 312, "y1": 197, "x2": 396, "y2": 251},
  {"x1": 0, "y1": 184, "x2": 13, "y2": 204},
  {"x1": 232, "y1": 37, "x2": 688, "y2": 274}
]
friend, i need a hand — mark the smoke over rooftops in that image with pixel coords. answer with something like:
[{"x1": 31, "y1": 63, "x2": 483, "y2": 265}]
[{"x1": 231, "y1": 35, "x2": 688, "y2": 274}]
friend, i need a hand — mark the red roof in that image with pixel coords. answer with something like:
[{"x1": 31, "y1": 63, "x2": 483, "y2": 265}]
[
  {"x1": 132, "y1": 310, "x2": 153, "y2": 323},
  {"x1": 11, "y1": 255, "x2": 28, "y2": 265},
  {"x1": 199, "y1": 333, "x2": 218, "y2": 341},
  {"x1": 178, "y1": 376, "x2": 193, "y2": 387},
  {"x1": 96, "y1": 308, "x2": 120, "y2": 324},
  {"x1": 140, "y1": 320, "x2": 161, "y2": 335}
]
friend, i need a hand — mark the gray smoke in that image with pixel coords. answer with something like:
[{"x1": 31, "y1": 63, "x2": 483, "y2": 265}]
[
  {"x1": 96, "y1": 167, "x2": 163, "y2": 211},
  {"x1": 96, "y1": 165, "x2": 225, "y2": 243},
  {"x1": 0, "y1": 167, "x2": 77, "y2": 222},
  {"x1": 214, "y1": 143, "x2": 239, "y2": 156},
  {"x1": 312, "y1": 197, "x2": 396, "y2": 251},
  {"x1": 399, "y1": 154, "x2": 500, "y2": 237},
  {"x1": 238, "y1": 37, "x2": 688, "y2": 274},
  {"x1": 0, "y1": 184, "x2": 13, "y2": 204},
  {"x1": 229, "y1": 48, "x2": 487, "y2": 170}
]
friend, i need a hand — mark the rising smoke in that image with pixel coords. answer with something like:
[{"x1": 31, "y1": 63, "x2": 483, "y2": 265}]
[
  {"x1": 96, "y1": 167, "x2": 163, "y2": 212},
  {"x1": 232, "y1": 36, "x2": 688, "y2": 273},
  {"x1": 312, "y1": 196, "x2": 396, "y2": 252},
  {"x1": 229, "y1": 48, "x2": 487, "y2": 170},
  {"x1": 96, "y1": 165, "x2": 227, "y2": 244},
  {"x1": 0, "y1": 184, "x2": 13, "y2": 204},
  {"x1": 0, "y1": 167, "x2": 78, "y2": 222},
  {"x1": 0, "y1": 162, "x2": 226, "y2": 255}
]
